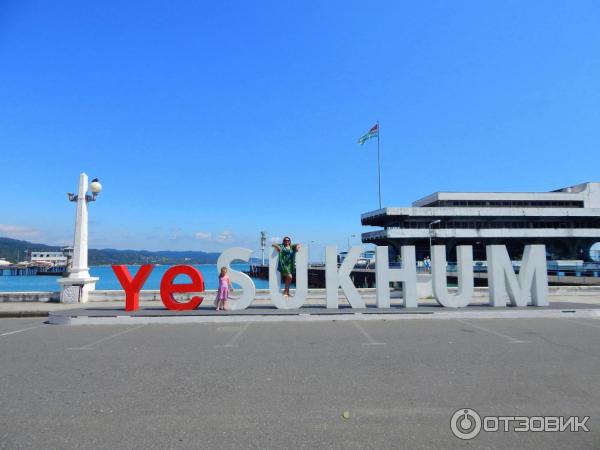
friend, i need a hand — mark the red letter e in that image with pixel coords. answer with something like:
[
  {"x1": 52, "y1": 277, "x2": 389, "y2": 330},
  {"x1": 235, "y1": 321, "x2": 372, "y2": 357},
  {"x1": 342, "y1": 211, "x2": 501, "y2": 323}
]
[{"x1": 160, "y1": 265, "x2": 205, "y2": 310}]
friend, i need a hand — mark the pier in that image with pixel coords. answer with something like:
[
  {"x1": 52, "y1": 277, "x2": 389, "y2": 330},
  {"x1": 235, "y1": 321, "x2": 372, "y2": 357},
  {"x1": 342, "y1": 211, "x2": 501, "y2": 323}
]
[
  {"x1": 0, "y1": 264, "x2": 67, "y2": 277},
  {"x1": 247, "y1": 264, "x2": 377, "y2": 288},
  {"x1": 0, "y1": 265, "x2": 39, "y2": 276},
  {"x1": 247, "y1": 263, "x2": 600, "y2": 287}
]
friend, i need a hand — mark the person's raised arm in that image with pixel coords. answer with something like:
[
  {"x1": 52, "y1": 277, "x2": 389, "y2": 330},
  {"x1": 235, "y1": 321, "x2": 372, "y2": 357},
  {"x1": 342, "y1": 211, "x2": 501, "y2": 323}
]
[{"x1": 272, "y1": 244, "x2": 281, "y2": 252}]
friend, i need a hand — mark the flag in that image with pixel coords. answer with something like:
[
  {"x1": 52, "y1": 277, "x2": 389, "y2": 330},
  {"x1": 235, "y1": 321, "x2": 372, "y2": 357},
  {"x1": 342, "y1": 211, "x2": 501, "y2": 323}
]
[{"x1": 358, "y1": 123, "x2": 379, "y2": 145}]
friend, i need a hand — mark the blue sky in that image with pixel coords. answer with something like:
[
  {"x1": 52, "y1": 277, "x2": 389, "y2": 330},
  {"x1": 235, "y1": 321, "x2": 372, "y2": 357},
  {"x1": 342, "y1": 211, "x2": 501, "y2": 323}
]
[{"x1": 1, "y1": 1, "x2": 599, "y2": 256}]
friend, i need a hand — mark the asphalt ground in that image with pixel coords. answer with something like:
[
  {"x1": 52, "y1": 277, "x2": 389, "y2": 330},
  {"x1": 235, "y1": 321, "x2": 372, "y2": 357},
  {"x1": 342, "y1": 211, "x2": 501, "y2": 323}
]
[{"x1": 0, "y1": 317, "x2": 598, "y2": 449}]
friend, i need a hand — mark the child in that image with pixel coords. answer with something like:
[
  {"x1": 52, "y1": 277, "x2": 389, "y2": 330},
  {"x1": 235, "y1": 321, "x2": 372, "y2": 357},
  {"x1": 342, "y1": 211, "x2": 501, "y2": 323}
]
[{"x1": 216, "y1": 266, "x2": 233, "y2": 311}]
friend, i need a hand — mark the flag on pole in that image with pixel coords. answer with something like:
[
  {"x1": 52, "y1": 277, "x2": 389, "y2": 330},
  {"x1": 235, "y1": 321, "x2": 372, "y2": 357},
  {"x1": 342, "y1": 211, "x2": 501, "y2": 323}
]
[{"x1": 358, "y1": 123, "x2": 379, "y2": 145}]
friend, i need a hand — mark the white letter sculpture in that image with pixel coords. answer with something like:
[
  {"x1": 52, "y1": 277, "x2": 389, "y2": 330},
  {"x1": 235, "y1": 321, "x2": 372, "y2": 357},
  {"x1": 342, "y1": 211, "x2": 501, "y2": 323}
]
[
  {"x1": 375, "y1": 246, "x2": 417, "y2": 308},
  {"x1": 487, "y1": 244, "x2": 549, "y2": 307},
  {"x1": 217, "y1": 248, "x2": 256, "y2": 311},
  {"x1": 269, "y1": 246, "x2": 308, "y2": 309},
  {"x1": 431, "y1": 245, "x2": 474, "y2": 308},
  {"x1": 325, "y1": 246, "x2": 365, "y2": 309}
]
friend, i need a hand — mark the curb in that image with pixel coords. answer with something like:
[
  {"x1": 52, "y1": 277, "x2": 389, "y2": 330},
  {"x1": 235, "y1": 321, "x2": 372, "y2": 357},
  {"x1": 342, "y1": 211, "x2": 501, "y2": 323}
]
[
  {"x1": 0, "y1": 311, "x2": 50, "y2": 318},
  {"x1": 48, "y1": 308, "x2": 600, "y2": 325}
]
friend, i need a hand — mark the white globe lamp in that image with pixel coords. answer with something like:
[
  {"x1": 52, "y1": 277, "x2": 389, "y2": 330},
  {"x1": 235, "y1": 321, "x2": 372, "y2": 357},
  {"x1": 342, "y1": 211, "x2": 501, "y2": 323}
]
[{"x1": 90, "y1": 178, "x2": 102, "y2": 194}]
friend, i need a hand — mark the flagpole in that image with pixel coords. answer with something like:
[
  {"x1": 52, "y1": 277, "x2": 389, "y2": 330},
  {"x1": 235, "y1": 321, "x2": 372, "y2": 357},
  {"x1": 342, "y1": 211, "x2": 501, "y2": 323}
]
[{"x1": 377, "y1": 120, "x2": 381, "y2": 209}]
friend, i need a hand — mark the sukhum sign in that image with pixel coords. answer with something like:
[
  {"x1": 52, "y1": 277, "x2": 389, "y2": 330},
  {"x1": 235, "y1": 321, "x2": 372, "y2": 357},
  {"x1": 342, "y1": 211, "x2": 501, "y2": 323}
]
[{"x1": 113, "y1": 244, "x2": 549, "y2": 312}]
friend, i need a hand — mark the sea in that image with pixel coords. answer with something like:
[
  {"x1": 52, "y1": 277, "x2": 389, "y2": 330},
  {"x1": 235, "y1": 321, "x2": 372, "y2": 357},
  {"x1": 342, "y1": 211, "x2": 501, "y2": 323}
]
[{"x1": 0, "y1": 264, "x2": 268, "y2": 292}]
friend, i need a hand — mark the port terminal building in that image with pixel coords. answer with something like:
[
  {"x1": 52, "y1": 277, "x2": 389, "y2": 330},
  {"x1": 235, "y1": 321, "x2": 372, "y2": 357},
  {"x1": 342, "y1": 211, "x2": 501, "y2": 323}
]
[
  {"x1": 361, "y1": 182, "x2": 600, "y2": 262},
  {"x1": 29, "y1": 251, "x2": 68, "y2": 266}
]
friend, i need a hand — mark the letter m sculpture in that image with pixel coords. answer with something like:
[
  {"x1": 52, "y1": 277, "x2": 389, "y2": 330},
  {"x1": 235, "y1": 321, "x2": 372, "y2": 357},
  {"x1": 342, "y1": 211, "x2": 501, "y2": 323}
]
[{"x1": 487, "y1": 244, "x2": 549, "y2": 307}]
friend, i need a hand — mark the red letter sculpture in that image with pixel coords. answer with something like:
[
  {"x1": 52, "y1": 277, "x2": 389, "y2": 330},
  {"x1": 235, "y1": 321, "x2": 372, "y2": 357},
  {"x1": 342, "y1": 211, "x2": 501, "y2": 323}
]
[
  {"x1": 160, "y1": 265, "x2": 205, "y2": 310},
  {"x1": 112, "y1": 264, "x2": 155, "y2": 312}
]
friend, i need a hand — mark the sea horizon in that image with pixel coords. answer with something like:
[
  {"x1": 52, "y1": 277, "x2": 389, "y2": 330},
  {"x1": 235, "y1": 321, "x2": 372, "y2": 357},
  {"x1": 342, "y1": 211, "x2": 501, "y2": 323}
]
[{"x1": 0, "y1": 263, "x2": 268, "y2": 292}]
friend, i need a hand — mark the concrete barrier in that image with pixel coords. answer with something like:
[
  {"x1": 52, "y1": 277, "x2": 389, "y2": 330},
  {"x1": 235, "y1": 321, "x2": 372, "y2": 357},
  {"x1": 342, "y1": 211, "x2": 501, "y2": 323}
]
[
  {"x1": 0, "y1": 292, "x2": 60, "y2": 302},
  {"x1": 1, "y1": 285, "x2": 600, "y2": 302}
]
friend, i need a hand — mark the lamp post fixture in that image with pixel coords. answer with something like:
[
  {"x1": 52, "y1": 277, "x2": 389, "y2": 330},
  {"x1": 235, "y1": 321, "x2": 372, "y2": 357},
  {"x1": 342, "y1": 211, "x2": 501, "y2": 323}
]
[
  {"x1": 428, "y1": 219, "x2": 441, "y2": 257},
  {"x1": 57, "y1": 173, "x2": 102, "y2": 303},
  {"x1": 347, "y1": 234, "x2": 356, "y2": 251},
  {"x1": 260, "y1": 231, "x2": 267, "y2": 266}
]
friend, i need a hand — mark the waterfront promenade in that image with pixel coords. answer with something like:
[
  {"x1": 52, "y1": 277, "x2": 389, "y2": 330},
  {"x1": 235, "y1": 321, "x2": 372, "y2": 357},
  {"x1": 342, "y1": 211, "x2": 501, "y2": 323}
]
[{"x1": 2, "y1": 286, "x2": 600, "y2": 318}]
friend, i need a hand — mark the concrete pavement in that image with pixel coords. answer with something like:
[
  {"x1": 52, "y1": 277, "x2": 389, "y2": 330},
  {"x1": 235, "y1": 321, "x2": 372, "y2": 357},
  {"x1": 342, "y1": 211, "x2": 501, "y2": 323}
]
[{"x1": 0, "y1": 316, "x2": 598, "y2": 448}]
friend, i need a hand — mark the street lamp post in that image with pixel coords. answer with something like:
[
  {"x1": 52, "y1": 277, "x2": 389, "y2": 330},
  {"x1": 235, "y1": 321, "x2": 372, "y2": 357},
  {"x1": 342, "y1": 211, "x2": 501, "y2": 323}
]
[
  {"x1": 57, "y1": 173, "x2": 102, "y2": 303},
  {"x1": 347, "y1": 234, "x2": 356, "y2": 251},
  {"x1": 428, "y1": 219, "x2": 441, "y2": 258},
  {"x1": 260, "y1": 231, "x2": 267, "y2": 266}
]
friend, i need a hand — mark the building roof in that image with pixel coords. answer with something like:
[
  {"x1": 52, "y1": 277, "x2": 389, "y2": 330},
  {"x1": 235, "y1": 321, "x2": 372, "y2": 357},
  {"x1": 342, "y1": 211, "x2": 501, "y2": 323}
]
[
  {"x1": 411, "y1": 182, "x2": 600, "y2": 208},
  {"x1": 362, "y1": 207, "x2": 600, "y2": 222}
]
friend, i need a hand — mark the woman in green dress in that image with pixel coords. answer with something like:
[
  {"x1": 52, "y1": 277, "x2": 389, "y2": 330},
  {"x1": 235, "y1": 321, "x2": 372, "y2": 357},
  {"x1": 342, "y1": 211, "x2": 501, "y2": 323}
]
[{"x1": 272, "y1": 236, "x2": 301, "y2": 297}]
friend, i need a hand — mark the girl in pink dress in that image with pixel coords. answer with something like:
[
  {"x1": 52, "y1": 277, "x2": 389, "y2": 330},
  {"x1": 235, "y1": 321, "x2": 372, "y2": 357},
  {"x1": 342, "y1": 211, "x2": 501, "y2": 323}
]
[{"x1": 216, "y1": 267, "x2": 233, "y2": 311}]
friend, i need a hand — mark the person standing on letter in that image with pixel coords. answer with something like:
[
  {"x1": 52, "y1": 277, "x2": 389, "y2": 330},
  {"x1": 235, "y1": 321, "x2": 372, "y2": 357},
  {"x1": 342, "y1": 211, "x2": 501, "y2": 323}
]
[{"x1": 272, "y1": 237, "x2": 301, "y2": 297}]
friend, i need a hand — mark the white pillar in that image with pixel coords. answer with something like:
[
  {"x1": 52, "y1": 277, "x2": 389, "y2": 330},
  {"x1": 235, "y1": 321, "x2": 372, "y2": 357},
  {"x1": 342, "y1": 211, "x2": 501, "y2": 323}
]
[
  {"x1": 70, "y1": 173, "x2": 90, "y2": 278},
  {"x1": 57, "y1": 173, "x2": 99, "y2": 303}
]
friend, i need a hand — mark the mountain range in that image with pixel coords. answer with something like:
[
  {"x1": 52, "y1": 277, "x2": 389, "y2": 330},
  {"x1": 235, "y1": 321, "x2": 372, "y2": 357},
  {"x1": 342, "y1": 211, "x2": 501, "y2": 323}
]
[{"x1": 0, "y1": 237, "x2": 223, "y2": 265}]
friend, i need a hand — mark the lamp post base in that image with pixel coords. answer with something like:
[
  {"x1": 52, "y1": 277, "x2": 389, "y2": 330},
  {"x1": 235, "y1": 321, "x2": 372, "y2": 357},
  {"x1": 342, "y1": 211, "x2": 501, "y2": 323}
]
[{"x1": 57, "y1": 277, "x2": 99, "y2": 303}]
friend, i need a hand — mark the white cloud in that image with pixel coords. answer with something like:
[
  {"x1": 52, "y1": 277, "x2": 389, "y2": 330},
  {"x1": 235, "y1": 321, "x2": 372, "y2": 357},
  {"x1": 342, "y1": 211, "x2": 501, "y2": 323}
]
[
  {"x1": 270, "y1": 236, "x2": 281, "y2": 243},
  {"x1": 0, "y1": 224, "x2": 41, "y2": 239},
  {"x1": 215, "y1": 230, "x2": 234, "y2": 243},
  {"x1": 195, "y1": 230, "x2": 234, "y2": 243}
]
